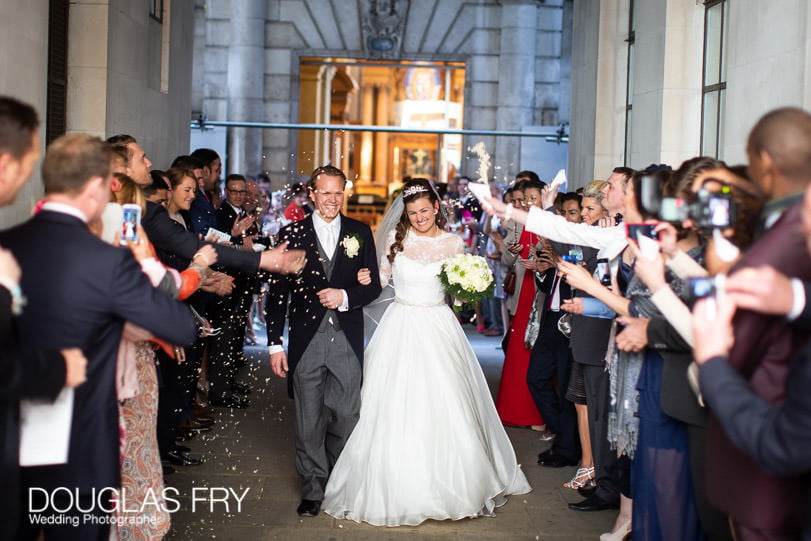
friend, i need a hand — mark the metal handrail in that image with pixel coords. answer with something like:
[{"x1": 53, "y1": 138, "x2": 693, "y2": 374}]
[{"x1": 190, "y1": 119, "x2": 567, "y2": 140}]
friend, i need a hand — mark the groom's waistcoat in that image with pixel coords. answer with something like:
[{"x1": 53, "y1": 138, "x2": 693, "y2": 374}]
[
  {"x1": 265, "y1": 214, "x2": 382, "y2": 397},
  {"x1": 315, "y1": 232, "x2": 341, "y2": 332}
]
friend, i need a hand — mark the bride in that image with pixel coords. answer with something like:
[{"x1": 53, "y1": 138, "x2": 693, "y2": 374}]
[{"x1": 321, "y1": 179, "x2": 531, "y2": 526}]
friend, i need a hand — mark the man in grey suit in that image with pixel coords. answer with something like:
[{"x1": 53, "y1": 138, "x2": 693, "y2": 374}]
[{"x1": 267, "y1": 166, "x2": 381, "y2": 517}]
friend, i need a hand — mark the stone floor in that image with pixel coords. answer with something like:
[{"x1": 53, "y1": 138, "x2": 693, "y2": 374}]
[{"x1": 163, "y1": 326, "x2": 615, "y2": 540}]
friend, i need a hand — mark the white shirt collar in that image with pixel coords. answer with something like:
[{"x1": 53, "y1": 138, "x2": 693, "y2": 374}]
[
  {"x1": 227, "y1": 201, "x2": 242, "y2": 215},
  {"x1": 40, "y1": 201, "x2": 89, "y2": 223},
  {"x1": 312, "y1": 211, "x2": 340, "y2": 232}
]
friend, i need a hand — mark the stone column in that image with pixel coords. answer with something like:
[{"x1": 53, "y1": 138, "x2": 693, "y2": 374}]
[
  {"x1": 226, "y1": 0, "x2": 266, "y2": 175},
  {"x1": 495, "y1": 0, "x2": 538, "y2": 178}
]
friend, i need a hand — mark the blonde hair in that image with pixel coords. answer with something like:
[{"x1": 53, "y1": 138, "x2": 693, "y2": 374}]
[
  {"x1": 112, "y1": 172, "x2": 146, "y2": 213},
  {"x1": 582, "y1": 180, "x2": 607, "y2": 202}
]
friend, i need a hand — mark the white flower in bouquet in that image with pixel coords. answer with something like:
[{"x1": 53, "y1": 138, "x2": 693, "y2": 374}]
[{"x1": 438, "y1": 253, "x2": 495, "y2": 311}]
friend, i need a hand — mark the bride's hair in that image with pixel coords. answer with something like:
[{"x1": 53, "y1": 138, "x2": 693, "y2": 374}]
[{"x1": 387, "y1": 178, "x2": 446, "y2": 263}]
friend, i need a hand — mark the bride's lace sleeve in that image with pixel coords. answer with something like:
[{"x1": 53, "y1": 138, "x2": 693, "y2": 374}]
[
  {"x1": 444, "y1": 233, "x2": 466, "y2": 258},
  {"x1": 378, "y1": 229, "x2": 396, "y2": 287}
]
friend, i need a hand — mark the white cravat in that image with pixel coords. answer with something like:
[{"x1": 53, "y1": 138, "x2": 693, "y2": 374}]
[
  {"x1": 323, "y1": 222, "x2": 338, "y2": 259},
  {"x1": 313, "y1": 212, "x2": 340, "y2": 260}
]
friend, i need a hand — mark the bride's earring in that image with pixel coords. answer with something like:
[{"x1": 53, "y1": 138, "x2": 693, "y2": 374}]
[{"x1": 433, "y1": 210, "x2": 438, "y2": 215}]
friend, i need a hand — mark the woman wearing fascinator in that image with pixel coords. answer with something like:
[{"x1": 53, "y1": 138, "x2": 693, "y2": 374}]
[{"x1": 321, "y1": 179, "x2": 531, "y2": 526}]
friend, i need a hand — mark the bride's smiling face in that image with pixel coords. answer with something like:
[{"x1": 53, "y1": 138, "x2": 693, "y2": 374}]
[{"x1": 406, "y1": 196, "x2": 439, "y2": 235}]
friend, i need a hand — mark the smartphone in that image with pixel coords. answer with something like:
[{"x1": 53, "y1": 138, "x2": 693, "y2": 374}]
[
  {"x1": 596, "y1": 258, "x2": 611, "y2": 288},
  {"x1": 688, "y1": 275, "x2": 725, "y2": 300},
  {"x1": 625, "y1": 223, "x2": 659, "y2": 242},
  {"x1": 120, "y1": 203, "x2": 141, "y2": 245}
]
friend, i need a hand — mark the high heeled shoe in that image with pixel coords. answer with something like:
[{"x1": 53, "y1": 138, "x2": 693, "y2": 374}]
[
  {"x1": 599, "y1": 517, "x2": 631, "y2": 541},
  {"x1": 563, "y1": 466, "x2": 595, "y2": 489}
]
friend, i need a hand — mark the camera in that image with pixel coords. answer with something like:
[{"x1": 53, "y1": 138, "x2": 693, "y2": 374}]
[
  {"x1": 659, "y1": 190, "x2": 734, "y2": 230},
  {"x1": 638, "y1": 173, "x2": 736, "y2": 230}
]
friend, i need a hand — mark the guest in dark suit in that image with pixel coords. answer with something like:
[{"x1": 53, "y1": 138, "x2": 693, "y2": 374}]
[
  {"x1": 702, "y1": 108, "x2": 811, "y2": 540},
  {"x1": 208, "y1": 174, "x2": 257, "y2": 404},
  {"x1": 694, "y1": 269, "x2": 811, "y2": 540},
  {"x1": 142, "y1": 168, "x2": 305, "y2": 410},
  {"x1": 189, "y1": 148, "x2": 223, "y2": 235},
  {"x1": 267, "y1": 165, "x2": 381, "y2": 518},
  {"x1": 2, "y1": 133, "x2": 198, "y2": 541},
  {"x1": 0, "y1": 96, "x2": 88, "y2": 541},
  {"x1": 530, "y1": 198, "x2": 593, "y2": 472}
]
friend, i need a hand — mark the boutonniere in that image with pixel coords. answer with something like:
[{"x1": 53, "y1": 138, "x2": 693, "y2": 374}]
[{"x1": 340, "y1": 233, "x2": 362, "y2": 258}]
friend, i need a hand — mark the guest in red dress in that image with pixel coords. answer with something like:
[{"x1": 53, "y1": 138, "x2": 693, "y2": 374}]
[
  {"x1": 284, "y1": 183, "x2": 309, "y2": 222},
  {"x1": 495, "y1": 179, "x2": 546, "y2": 427}
]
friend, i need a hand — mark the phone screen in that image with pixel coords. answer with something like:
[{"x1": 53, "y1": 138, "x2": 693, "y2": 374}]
[
  {"x1": 121, "y1": 206, "x2": 140, "y2": 245},
  {"x1": 707, "y1": 197, "x2": 731, "y2": 227},
  {"x1": 596, "y1": 258, "x2": 611, "y2": 287},
  {"x1": 625, "y1": 223, "x2": 659, "y2": 242}
]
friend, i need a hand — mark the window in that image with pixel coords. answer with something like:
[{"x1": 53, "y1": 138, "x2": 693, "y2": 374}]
[
  {"x1": 147, "y1": 0, "x2": 171, "y2": 93},
  {"x1": 46, "y1": 0, "x2": 69, "y2": 144},
  {"x1": 701, "y1": 0, "x2": 728, "y2": 158},
  {"x1": 150, "y1": 0, "x2": 163, "y2": 23},
  {"x1": 623, "y1": 0, "x2": 636, "y2": 167}
]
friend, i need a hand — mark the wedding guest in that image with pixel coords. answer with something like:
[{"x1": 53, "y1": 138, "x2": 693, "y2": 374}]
[
  {"x1": 484, "y1": 167, "x2": 634, "y2": 514},
  {"x1": 529, "y1": 192, "x2": 589, "y2": 472},
  {"x1": 284, "y1": 183, "x2": 309, "y2": 222},
  {"x1": 559, "y1": 180, "x2": 609, "y2": 491},
  {"x1": 5, "y1": 133, "x2": 197, "y2": 540},
  {"x1": 144, "y1": 170, "x2": 171, "y2": 207},
  {"x1": 0, "y1": 95, "x2": 87, "y2": 541},
  {"x1": 693, "y1": 185, "x2": 811, "y2": 539},
  {"x1": 105, "y1": 134, "x2": 153, "y2": 186},
  {"x1": 109, "y1": 173, "x2": 218, "y2": 538},
  {"x1": 188, "y1": 148, "x2": 222, "y2": 235},
  {"x1": 495, "y1": 178, "x2": 547, "y2": 431}
]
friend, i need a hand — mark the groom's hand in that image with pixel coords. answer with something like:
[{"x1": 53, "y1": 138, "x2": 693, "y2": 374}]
[
  {"x1": 270, "y1": 351, "x2": 288, "y2": 378},
  {"x1": 317, "y1": 288, "x2": 345, "y2": 310}
]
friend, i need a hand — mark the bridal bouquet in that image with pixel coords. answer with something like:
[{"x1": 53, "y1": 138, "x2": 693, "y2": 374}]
[{"x1": 439, "y1": 254, "x2": 495, "y2": 311}]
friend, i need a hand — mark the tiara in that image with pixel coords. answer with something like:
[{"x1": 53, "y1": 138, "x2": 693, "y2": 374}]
[{"x1": 402, "y1": 185, "x2": 429, "y2": 197}]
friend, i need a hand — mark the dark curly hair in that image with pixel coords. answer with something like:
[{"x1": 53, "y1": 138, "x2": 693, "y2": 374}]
[{"x1": 387, "y1": 178, "x2": 446, "y2": 263}]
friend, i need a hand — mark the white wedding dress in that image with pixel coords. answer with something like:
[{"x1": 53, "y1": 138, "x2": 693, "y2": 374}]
[{"x1": 322, "y1": 230, "x2": 531, "y2": 526}]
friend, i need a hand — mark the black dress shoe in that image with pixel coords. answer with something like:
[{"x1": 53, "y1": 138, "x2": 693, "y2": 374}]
[
  {"x1": 174, "y1": 444, "x2": 191, "y2": 453},
  {"x1": 296, "y1": 499, "x2": 321, "y2": 517},
  {"x1": 232, "y1": 382, "x2": 251, "y2": 395},
  {"x1": 165, "y1": 449, "x2": 204, "y2": 466},
  {"x1": 568, "y1": 494, "x2": 619, "y2": 512},
  {"x1": 537, "y1": 448, "x2": 579, "y2": 468},
  {"x1": 178, "y1": 419, "x2": 212, "y2": 433},
  {"x1": 209, "y1": 393, "x2": 250, "y2": 409},
  {"x1": 577, "y1": 484, "x2": 597, "y2": 498},
  {"x1": 176, "y1": 431, "x2": 197, "y2": 442}
]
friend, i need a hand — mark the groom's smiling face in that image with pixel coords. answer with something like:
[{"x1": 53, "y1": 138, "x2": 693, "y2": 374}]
[{"x1": 310, "y1": 173, "x2": 345, "y2": 222}]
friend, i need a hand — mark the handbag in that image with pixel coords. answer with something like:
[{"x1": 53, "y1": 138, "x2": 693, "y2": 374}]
[
  {"x1": 503, "y1": 269, "x2": 517, "y2": 295},
  {"x1": 524, "y1": 290, "x2": 543, "y2": 349}
]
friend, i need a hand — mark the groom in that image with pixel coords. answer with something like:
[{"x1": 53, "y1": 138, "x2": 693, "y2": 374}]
[{"x1": 267, "y1": 165, "x2": 381, "y2": 517}]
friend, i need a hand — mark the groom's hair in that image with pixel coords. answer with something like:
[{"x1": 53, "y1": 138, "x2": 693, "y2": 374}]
[{"x1": 309, "y1": 165, "x2": 347, "y2": 189}]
